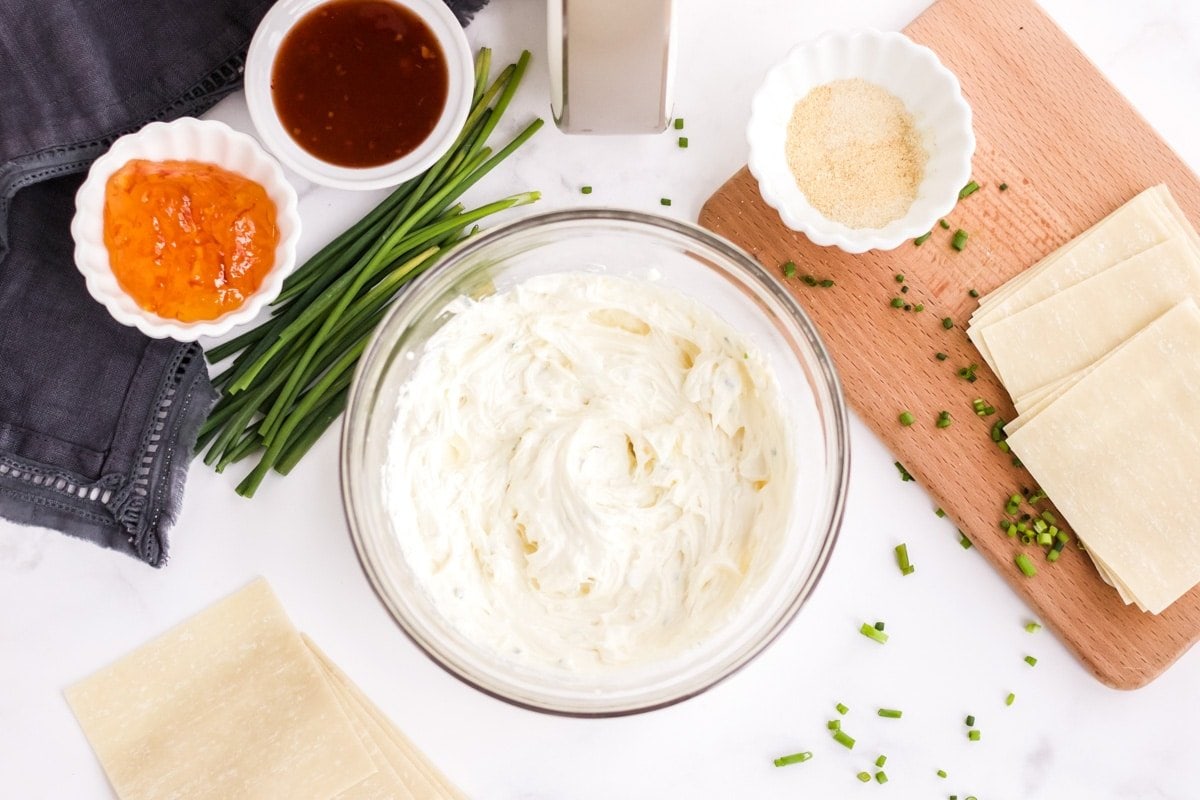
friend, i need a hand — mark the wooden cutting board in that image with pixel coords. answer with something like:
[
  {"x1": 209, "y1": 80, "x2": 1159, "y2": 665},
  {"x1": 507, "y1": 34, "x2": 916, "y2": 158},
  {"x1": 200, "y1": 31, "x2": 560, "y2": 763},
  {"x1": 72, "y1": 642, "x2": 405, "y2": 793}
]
[{"x1": 699, "y1": 0, "x2": 1200, "y2": 689}]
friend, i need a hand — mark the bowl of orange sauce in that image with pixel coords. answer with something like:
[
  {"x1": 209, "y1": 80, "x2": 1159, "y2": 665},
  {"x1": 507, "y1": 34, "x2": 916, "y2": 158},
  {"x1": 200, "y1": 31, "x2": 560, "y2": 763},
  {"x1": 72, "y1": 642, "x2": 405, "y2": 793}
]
[{"x1": 71, "y1": 117, "x2": 301, "y2": 340}]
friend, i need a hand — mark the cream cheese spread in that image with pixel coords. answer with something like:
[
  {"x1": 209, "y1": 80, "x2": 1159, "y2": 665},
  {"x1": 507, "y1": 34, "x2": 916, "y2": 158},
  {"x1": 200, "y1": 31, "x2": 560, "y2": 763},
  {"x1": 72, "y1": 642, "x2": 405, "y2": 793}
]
[{"x1": 383, "y1": 272, "x2": 793, "y2": 671}]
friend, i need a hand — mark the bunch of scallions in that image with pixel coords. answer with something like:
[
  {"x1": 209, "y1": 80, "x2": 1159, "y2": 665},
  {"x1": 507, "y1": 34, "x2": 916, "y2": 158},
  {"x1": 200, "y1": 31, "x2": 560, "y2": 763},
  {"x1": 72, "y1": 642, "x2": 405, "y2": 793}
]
[{"x1": 197, "y1": 48, "x2": 542, "y2": 497}]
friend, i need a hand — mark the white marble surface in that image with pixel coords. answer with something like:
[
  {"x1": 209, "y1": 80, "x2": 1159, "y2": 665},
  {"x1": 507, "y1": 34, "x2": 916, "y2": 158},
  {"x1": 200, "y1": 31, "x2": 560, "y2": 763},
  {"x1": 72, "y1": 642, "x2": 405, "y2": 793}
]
[{"x1": 3, "y1": 0, "x2": 1199, "y2": 797}]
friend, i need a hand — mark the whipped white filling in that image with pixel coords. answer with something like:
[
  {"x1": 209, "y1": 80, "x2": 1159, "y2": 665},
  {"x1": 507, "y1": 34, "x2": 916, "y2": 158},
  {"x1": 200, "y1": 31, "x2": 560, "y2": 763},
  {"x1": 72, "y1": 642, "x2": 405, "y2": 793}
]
[{"x1": 383, "y1": 272, "x2": 793, "y2": 671}]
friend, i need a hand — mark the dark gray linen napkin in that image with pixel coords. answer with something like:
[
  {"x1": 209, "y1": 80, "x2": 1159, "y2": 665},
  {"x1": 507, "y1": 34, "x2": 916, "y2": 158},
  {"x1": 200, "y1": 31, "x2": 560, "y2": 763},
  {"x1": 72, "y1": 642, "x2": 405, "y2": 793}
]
[{"x1": 0, "y1": 0, "x2": 487, "y2": 566}]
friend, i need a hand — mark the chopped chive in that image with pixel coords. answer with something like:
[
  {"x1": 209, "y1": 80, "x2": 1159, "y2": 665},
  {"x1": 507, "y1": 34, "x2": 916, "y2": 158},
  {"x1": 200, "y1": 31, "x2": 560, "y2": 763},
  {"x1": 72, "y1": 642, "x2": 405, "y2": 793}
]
[
  {"x1": 1056, "y1": 530, "x2": 1069, "y2": 544},
  {"x1": 1015, "y1": 553, "x2": 1037, "y2": 577},
  {"x1": 819, "y1": 278, "x2": 835, "y2": 287},
  {"x1": 959, "y1": 180, "x2": 981, "y2": 200},
  {"x1": 677, "y1": 137, "x2": 688, "y2": 148},
  {"x1": 875, "y1": 755, "x2": 887, "y2": 768},
  {"x1": 999, "y1": 182, "x2": 1009, "y2": 191},
  {"x1": 895, "y1": 273, "x2": 905, "y2": 283},
  {"x1": 899, "y1": 411, "x2": 915, "y2": 426},
  {"x1": 914, "y1": 303, "x2": 925, "y2": 312},
  {"x1": 968, "y1": 288, "x2": 980, "y2": 298},
  {"x1": 957, "y1": 363, "x2": 979, "y2": 382},
  {"x1": 1037, "y1": 531, "x2": 1053, "y2": 547},
  {"x1": 860, "y1": 622, "x2": 889, "y2": 644},
  {"x1": 914, "y1": 231, "x2": 932, "y2": 246},
  {"x1": 935, "y1": 507, "x2": 946, "y2": 518},
  {"x1": 827, "y1": 719, "x2": 840, "y2": 730},
  {"x1": 1025, "y1": 621, "x2": 1042, "y2": 633},
  {"x1": 965, "y1": 714, "x2": 975, "y2": 727},
  {"x1": 942, "y1": 316, "x2": 954, "y2": 330},
  {"x1": 832, "y1": 729, "x2": 856, "y2": 749},
  {"x1": 782, "y1": 261, "x2": 797, "y2": 278},
  {"x1": 877, "y1": 708, "x2": 903, "y2": 719},
  {"x1": 891, "y1": 297, "x2": 905, "y2": 308},
  {"x1": 674, "y1": 118, "x2": 684, "y2": 130},
  {"x1": 581, "y1": 185, "x2": 593, "y2": 194},
  {"x1": 895, "y1": 461, "x2": 913, "y2": 482},
  {"x1": 660, "y1": 197, "x2": 672, "y2": 206},
  {"x1": 895, "y1": 543, "x2": 914, "y2": 576},
  {"x1": 773, "y1": 751, "x2": 813, "y2": 767},
  {"x1": 802, "y1": 274, "x2": 818, "y2": 286},
  {"x1": 951, "y1": 229, "x2": 969, "y2": 251},
  {"x1": 936, "y1": 352, "x2": 948, "y2": 361},
  {"x1": 1041, "y1": 510, "x2": 1058, "y2": 525},
  {"x1": 874, "y1": 621, "x2": 885, "y2": 631},
  {"x1": 936, "y1": 410, "x2": 952, "y2": 428},
  {"x1": 959, "y1": 532, "x2": 973, "y2": 549},
  {"x1": 1024, "y1": 655, "x2": 1038, "y2": 667},
  {"x1": 903, "y1": 304, "x2": 912, "y2": 311},
  {"x1": 939, "y1": 218, "x2": 951, "y2": 230},
  {"x1": 937, "y1": 770, "x2": 948, "y2": 779},
  {"x1": 901, "y1": 285, "x2": 910, "y2": 294},
  {"x1": 1029, "y1": 487, "x2": 1048, "y2": 504},
  {"x1": 1005, "y1": 692, "x2": 1016, "y2": 706},
  {"x1": 836, "y1": 702, "x2": 849, "y2": 715},
  {"x1": 875, "y1": 771, "x2": 889, "y2": 784},
  {"x1": 857, "y1": 772, "x2": 872, "y2": 783},
  {"x1": 968, "y1": 729, "x2": 981, "y2": 741}
]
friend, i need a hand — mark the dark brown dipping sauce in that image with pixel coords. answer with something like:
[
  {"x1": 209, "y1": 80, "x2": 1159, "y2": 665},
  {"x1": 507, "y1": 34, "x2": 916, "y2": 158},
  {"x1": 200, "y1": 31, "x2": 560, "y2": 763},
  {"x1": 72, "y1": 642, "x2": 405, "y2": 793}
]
[{"x1": 271, "y1": 0, "x2": 449, "y2": 168}]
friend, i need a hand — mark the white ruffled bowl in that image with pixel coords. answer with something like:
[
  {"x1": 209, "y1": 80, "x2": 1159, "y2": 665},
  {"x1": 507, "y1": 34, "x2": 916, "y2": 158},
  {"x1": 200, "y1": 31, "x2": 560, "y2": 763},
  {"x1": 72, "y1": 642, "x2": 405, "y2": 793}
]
[
  {"x1": 71, "y1": 118, "x2": 301, "y2": 341},
  {"x1": 747, "y1": 29, "x2": 975, "y2": 253}
]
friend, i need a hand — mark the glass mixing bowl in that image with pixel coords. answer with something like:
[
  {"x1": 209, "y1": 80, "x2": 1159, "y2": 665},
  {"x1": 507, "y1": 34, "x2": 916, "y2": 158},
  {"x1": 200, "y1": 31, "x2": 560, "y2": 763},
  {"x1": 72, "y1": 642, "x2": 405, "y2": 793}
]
[{"x1": 341, "y1": 209, "x2": 849, "y2": 716}]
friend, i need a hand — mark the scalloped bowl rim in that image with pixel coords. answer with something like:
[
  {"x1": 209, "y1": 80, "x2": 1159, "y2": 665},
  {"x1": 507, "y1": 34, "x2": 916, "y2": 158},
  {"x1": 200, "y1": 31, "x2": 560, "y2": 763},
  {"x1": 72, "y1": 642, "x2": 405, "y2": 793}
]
[
  {"x1": 747, "y1": 29, "x2": 976, "y2": 253},
  {"x1": 71, "y1": 118, "x2": 302, "y2": 341}
]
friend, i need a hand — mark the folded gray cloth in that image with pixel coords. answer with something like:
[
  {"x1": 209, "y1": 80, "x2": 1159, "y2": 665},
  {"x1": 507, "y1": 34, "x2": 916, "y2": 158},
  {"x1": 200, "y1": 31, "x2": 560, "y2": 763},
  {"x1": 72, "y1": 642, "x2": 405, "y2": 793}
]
[{"x1": 0, "y1": 0, "x2": 487, "y2": 566}]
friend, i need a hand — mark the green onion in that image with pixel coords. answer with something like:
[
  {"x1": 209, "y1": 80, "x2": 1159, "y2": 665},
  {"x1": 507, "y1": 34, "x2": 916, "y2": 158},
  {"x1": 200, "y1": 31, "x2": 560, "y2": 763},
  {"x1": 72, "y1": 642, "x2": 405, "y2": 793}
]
[
  {"x1": 937, "y1": 410, "x2": 952, "y2": 428},
  {"x1": 857, "y1": 772, "x2": 871, "y2": 783},
  {"x1": 895, "y1": 273, "x2": 905, "y2": 283},
  {"x1": 899, "y1": 411, "x2": 915, "y2": 426},
  {"x1": 876, "y1": 755, "x2": 887, "y2": 767},
  {"x1": 999, "y1": 182, "x2": 1009, "y2": 191},
  {"x1": 802, "y1": 275, "x2": 818, "y2": 286},
  {"x1": 782, "y1": 261, "x2": 797, "y2": 278},
  {"x1": 914, "y1": 303, "x2": 925, "y2": 312},
  {"x1": 952, "y1": 229, "x2": 969, "y2": 251},
  {"x1": 836, "y1": 702, "x2": 849, "y2": 715},
  {"x1": 965, "y1": 714, "x2": 975, "y2": 726},
  {"x1": 860, "y1": 623, "x2": 889, "y2": 644},
  {"x1": 959, "y1": 180, "x2": 981, "y2": 199},
  {"x1": 1028, "y1": 487, "x2": 1048, "y2": 504},
  {"x1": 1024, "y1": 655, "x2": 1038, "y2": 667},
  {"x1": 1015, "y1": 553, "x2": 1037, "y2": 577},
  {"x1": 957, "y1": 364, "x2": 979, "y2": 382},
  {"x1": 968, "y1": 729, "x2": 981, "y2": 741},
  {"x1": 1037, "y1": 531, "x2": 1053, "y2": 547},
  {"x1": 935, "y1": 507, "x2": 946, "y2": 518},
  {"x1": 674, "y1": 118, "x2": 684, "y2": 130},
  {"x1": 1041, "y1": 510, "x2": 1058, "y2": 525},
  {"x1": 832, "y1": 729, "x2": 856, "y2": 749},
  {"x1": 942, "y1": 317, "x2": 954, "y2": 329},
  {"x1": 819, "y1": 278, "x2": 835, "y2": 287},
  {"x1": 581, "y1": 185, "x2": 592, "y2": 194},
  {"x1": 901, "y1": 285, "x2": 910, "y2": 294},
  {"x1": 969, "y1": 288, "x2": 980, "y2": 298},
  {"x1": 877, "y1": 708, "x2": 903, "y2": 719},
  {"x1": 1005, "y1": 692, "x2": 1016, "y2": 706},
  {"x1": 936, "y1": 352, "x2": 948, "y2": 361},
  {"x1": 1025, "y1": 621, "x2": 1042, "y2": 633},
  {"x1": 874, "y1": 621, "x2": 886, "y2": 631},
  {"x1": 939, "y1": 219, "x2": 951, "y2": 230},
  {"x1": 959, "y1": 532, "x2": 973, "y2": 549},
  {"x1": 895, "y1": 461, "x2": 914, "y2": 482},
  {"x1": 677, "y1": 137, "x2": 688, "y2": 148},
  {"x1": 937, "y1": 770, "x2": 948, "y2": 779},
  {"x1": 827, "y1": 719, "x2": 840, "y2": 730},
  {"x1": 773, "y1": 751, "x2": 812, "y2": 767},
  {"x1": 875, "y1": 771, "x2": 889, "y2": 784},
  {"x1": 660, "y1": 197, "x2": 672, "y2": 206},
  {"x1": 895, "y1": 543, "x2": 914, "y2": 576},
  {"x1": 891, "y1": 297, "x2": 905, "y2": 308},
  {"x1": 914, "y1": 231, "x2": 932, "y2": 246}
]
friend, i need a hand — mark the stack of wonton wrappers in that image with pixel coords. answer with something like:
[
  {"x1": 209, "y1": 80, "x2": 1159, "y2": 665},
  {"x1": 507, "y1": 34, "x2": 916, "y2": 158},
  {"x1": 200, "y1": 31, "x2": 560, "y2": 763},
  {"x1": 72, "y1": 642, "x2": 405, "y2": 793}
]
[
  {"x1": 968, "y1": 185, "x2": 1200, "y2": 614},
  {"x1": 66, "y1": 580, "x2": 464, "y2": 800}
]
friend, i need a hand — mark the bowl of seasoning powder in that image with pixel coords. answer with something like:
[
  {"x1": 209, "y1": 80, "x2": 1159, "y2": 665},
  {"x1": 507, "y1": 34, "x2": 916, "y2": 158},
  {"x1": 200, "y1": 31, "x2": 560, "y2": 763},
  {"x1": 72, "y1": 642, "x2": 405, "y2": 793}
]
[{"x1": 747, "y1": 29, "x2": 974, "y2": 253}]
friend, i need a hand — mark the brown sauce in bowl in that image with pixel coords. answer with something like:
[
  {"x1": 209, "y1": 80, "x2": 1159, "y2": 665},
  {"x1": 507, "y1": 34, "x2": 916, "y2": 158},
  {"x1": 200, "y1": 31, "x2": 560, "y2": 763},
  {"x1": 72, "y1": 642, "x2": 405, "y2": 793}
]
[{"x1": 271, "y1": 0, "x2": 449, "y2": 168}]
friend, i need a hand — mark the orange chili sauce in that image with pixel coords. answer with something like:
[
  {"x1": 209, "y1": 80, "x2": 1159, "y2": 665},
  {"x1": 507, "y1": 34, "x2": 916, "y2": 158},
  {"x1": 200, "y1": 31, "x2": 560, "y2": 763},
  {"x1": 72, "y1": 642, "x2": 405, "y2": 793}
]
[{"x1": 103, "y1": 159, "x2": 279, "y2": 322}]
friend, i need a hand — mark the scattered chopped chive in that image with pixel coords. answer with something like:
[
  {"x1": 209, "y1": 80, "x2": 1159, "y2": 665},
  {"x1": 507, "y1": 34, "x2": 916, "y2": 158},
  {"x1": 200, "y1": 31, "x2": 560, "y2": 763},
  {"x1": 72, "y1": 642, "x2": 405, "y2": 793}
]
[
  {"x1": 899, "y1": 411, "x2": 915, "y2": 427},
  {"x1": 967, "y1": 729, "x2": 981, "y2": 741},
  {"x1": 1025, "y1": 621, "x2": 1042, "y2": 633},
  {"x1": 1024, "y1": 655, "x2": 1038, "y2": 667},
  {"x1": 660, "y1": 197, "x2": 672, "y2": 206},
  {"x1": 957, "y1": 364, "x2": 979, "y2": 382},
  {"x1": 951, "y1": 229, "x2": 969, "y2": 251},
  {"x1": 936, "y1": 410, "x2": 952, "y2": 428},
  {"x1": 581, "y1": 185, "x2": 593, "y2": 194},
  {"x1": 860, "y1": 623, "x2": 889, "y2": 644},
  {"x1": 674, "y1": 118, "x2": 684, "y2": 130},
  {"x1": 1056, "y1": 530, "x2": 1069, "y2": 544},
  {"x1": 875, "y1": 771, "x2": 889, "y2": 784},
  {"x1": 827, "y1": 719, "x2": 841, "y2": 730},
  {"x1": 1028, "y1": 487, "x2": 1048, "y2": 504},
  {"x1": 914, "y1": 303, "x2": 925, "y2": 312},
  {"x1": 901, "y1": 285, "x2": 910, "y2": 294},
  {"x1": 1041, "y1": 510, "x2": 1058, "y2": 525},
  {"x1": 832, "y1": 729, "x2": 856, "y2": 749},
  {"x1": 819, "y1": 278, "x2": 835, "y2": 287},
  {"x1": 891, "y1": 297, "x2": 905, "y2": 308},
  {"x1": 877, "y1": 708, "x2": 903, "y2": 719},
  {"x1": 914, "y1": 231, "x2": 933, "y2": 246},
  {"x1": 942, "y1": 317, "x2": 954, "y2": 330},
  {"x1": 773, "y1": 751, "x2": 813, "y2": 767},
  {"x1": 1006, "y1": 523, "x2": 1017, "y2": 538},
  {"x1": 895, "y1": 273, "x2": 905, "y2": 283},
  {"x1": 857, "y1": 772, "x2": 872, "y2": 783},
  {"x1": 874, "y1": 621, "x2": 886, "y2": 631},
  {"x1": 782, "y1": 261, "x2": 797, "y2": 278},
  {"x1": 990, "y1": 418, "x2": 1007, "y2": 442},
  {"x1": 965, "y1": 715, "x2": 976, "y2": 727},
  {"x1": 1037, "y1": 531, "x2": 1053, "y2": 547},
  {"x1": 802, "y1": 274, "x2": 818, "y2": 286},
  {"x1": 836, "y1": 702, "x2": 849, "y2": 715},
  {"x1": 959, "y1": 180, "x2": 981, "y2": 200},
  {"x1": 968, "y1": 288, "x2": 980, "y2": 298},
  {"x1": 1005, "y1": 692, "x2": 1016, "y2": 706},
  {"x1": 876, "y1": 755, "x2": 887, "y2": 768},
  {"x1": 1015, "y1": 553, "x2": 1037, "y2": 577},
  {"x1": 895, "y1": 543, "x2": 914, "y2": 576},
  {"x1": 937, "y1": 770, "x2": 948, "y2": 779},
  {"x1": 936, "y1": 352, "x2": 948, "y2": 361},
  {"x1": 939, "y1": 218, "x2": 951, "y2": 230},
  {"x1": 677, "y1": 137, "x2": 688, "y2": 148},
  {"x1": 999, "y1": 182, "x2": 1009, "y2": 191},
  {"x1": 895, "y1": 461, "x2": 913, "y2": 482},
  {"x1": 935, "y1": 507, "x2": 946, "y2": 518},
  {"x1": 959, "y1": 532, "x2": 973, "y2": 549}
]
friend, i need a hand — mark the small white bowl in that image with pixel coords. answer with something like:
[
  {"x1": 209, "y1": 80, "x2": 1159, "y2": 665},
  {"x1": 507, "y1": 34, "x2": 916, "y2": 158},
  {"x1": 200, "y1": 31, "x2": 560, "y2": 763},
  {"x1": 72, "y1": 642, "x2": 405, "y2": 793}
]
[
  {"x1": 244, "y1": 0, "x2": 474, "y2": 191},
  {"x1": 747, "y1": 29, "x2": 975, "y2": 253},
  {"x1": 71, "y1": 118, "x2": 302, "y2": 341}
]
